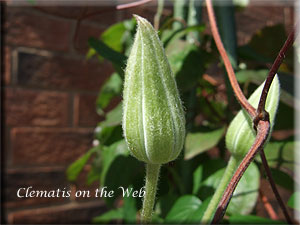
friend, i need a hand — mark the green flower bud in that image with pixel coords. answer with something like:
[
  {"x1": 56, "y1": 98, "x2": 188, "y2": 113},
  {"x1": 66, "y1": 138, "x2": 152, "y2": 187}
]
[
  {"x1": 122, "y1": 15, "x2": 186, "y2": 164},
  {"x1": 226, "y1": 75, "x2": 280, "y2": 160}
]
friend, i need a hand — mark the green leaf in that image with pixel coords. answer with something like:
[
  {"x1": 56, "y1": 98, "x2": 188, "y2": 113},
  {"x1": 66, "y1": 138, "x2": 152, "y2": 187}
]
[
  {"x1": 166, "y1": 41, "x2": 213, "y2": 93},
  {"x1": 96, "y1": 73, "x2": 122, "y2": 115},
  {"x1": 103, "y1": 156, "x2": 144, "y2": 206},
  {"x1": 87, "y1": 19, "x2": 135, "y2": 60},
  {"x1": 192, "y1": 165, "x2": 203, "y2": 195},
  {"x1": 151, "y1": 214, "x2": 164, "y2": 224},
  {"x1": 187, "y1": 197, "x2": 212, "y2": 222},
  {"x1": 165, "y1": 195, "x2": 202, "y2": 223},
  {"x1": 233, "y1": 0, "x2": 249, "y2": 7},
  {"x1": 102, "y1": 22, "x2": 127, "y2": 52},
  {"x1": 92, "y1": 208, "x2": 124, "y2": 224},
  {"x1": 173, "y1": 44, "x2": 210, "y2": 92},
  {"x1": 226, "y1": 75, "x2": 280, "y2": 159},
  {"x1": 268, "y1": 167, "x2": 294, "y2": 191},
  {"x1": 95, "y1": 103, "x2": 123, "y2": 145},
  {"x1": 86, "y1": 166, "x2": 101, "y2": 185},
  {"x1": 100, "y1": 139, "x2": 129, "y2": 184},
  {"x1": 156, "y1": 191, "x2": 178, "y2": 218},
  {"x1": 100, "y1": 103, "x2": 122, "y2": 127},
  {"x1": 66, "y1": 147, "x2": 98, "y2": 182},
  {"x1": 185, "y1": 127, "x2": 225, "y2": 160},
  {"x1": 87, "y1": 22, "x2": 126, "y2": 60},
  {"x1": 123, "y1": 188, "x2": 137, "y2": 224},
  {"x1": 88, "y1": 38, "x2": 127, "y2": 66},
  {"x1": 100, "y1": 140, "x2": 144, "y2": 206},
  {"x1": 193, "y1": 159, "x2": 227, "y2": 196},
  {"x1": 197, "y1": 167, "x2": 226, "y2": 200},
  {"x1": 162, "y1": 25, "x2": 205, "y2": 48},
  {"x1": 288, "y1": 192, "x2": 300, "y2": 211},
  {"x1": 229, "y1": 215, "x2": 285, "y2": 224},
  {"x1": 235, "y1": 69, "x2": 267, "y2": 84},
  {"x1": 227, "y1": 163, "x2": 260, "y2": 215},
  {"x1": 88, "y1": 37, "x2": 127, "y2": 76}
]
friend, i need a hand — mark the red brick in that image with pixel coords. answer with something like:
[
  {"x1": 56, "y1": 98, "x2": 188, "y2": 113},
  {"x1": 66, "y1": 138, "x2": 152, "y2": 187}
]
[
  {"x1": 11, "y1": 127, "x2": 94, "y2": 166},
  {"x1": 3, "y1": 167, "x2": 69, "y2": 209},
  {"x1": 84, "y1": 7, "x2": 121, "y2": 26},
  {"x1": 32, "y1": 6, "x2": 86, "y2": 20},
  {"x1": 235, "y1": 6, "x2": 285, "y2": 45},
  {"x1": 16, "y1": 51, "x2": 114, "y2": 92},
  {"x1": 33, "y1": 6, "x2": 120, "y2": 26},
  {"x1": 72, "y1": 165, "x2": 100, "y2": 202},
  {"x1": 5, "y1": 7, "x2": 71, "y2": 52},
  {"x1": 7, "y1": 201, "x2": 107, "y2": 224},
  {"x1": 73, "y1": 94, "x2": 103, "y2": 127},
  {"x1": 74, "y1": 23, "x2": 104, "y2": 54},
  {"x1": 74, "y1": 93, "x2": 122, "y2": 127},
  {"x1": 121, "y1": 5, "x2": 157, "y2": 23},
  {"x1": 4, "y1": 47, "x2": 11, "y2": 85},
  {"x1": 5, "y1": 88, "x2": 69, "y2": 127}
]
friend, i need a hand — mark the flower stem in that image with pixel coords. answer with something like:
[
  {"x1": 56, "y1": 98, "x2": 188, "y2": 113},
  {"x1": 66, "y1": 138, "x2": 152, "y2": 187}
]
[
  {"x1": 141, "y1": 163, "x2": 161, "y2": 224},
  {"x1": 201, "y1": 156, "x2": 238, "y2": 224}
]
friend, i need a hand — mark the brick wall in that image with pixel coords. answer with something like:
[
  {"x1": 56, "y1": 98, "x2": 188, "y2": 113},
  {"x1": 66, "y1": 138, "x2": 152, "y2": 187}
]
[{"x1": 2, "y1": 2, "x2": 293, "y2": 224}]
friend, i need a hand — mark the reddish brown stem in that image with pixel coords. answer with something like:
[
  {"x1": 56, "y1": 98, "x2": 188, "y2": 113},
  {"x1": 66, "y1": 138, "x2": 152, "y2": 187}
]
[
  {"x1": 116, "y1": 0, "x2": 153, "y2": 10},
  {"x1": 211, "y1": 120, "x2": 270, "y2": 224},
  {"x1": 73, "y1": 7, "x2": 88, "y2": 51},
  {"x1": 206, "y1": 0, "x2": 295, "y2": 224},
  {"x1": 256, "y1": 28, "x2": 295, "y2": 115},
  {"x1": 205, "y1": 0, "x2": 256, "y2": 118},
  {"x1": 260, "y1": 151, "x2": 293, "y2": 224},
  {"x1": 259, "y1": 189, "x2": 278, "y2": 220}
]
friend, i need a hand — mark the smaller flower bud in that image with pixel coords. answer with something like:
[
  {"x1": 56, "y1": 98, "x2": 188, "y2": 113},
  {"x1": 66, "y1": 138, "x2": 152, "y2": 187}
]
[
  {"x1": 226, "y1": 75, "x2": 280, "y2": 160},
  {"x1": 122, "y1": 15, "x2": 186, "y2": 164}
]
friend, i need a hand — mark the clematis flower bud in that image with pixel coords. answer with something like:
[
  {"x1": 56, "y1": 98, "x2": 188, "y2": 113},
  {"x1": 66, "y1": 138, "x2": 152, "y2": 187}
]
[
  {"x1": 122, "y1": 15, "x2": 186, "y2": 164},
  {"x1": 226, "y1": 75, "x2": 280, "y2": 160}
]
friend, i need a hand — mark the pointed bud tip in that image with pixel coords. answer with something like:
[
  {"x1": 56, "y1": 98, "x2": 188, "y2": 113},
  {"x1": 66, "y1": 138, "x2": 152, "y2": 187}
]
[
  {"x1": 133, "y1": 14, "x2": 141, "y2": 22},
  {"x1": 133, "y1": 14, "x2": 148, "y2": 26}
]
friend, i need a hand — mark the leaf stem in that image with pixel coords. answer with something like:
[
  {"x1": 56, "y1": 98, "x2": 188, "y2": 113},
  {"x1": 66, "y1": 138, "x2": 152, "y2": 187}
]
[
  {"x1": 141, "y1": 163, "x2": 161, "y2": 224},
  {"x1": 211, "y1": 120, "x2": 270, "y2": 224},
  {"x1": 201, "y1": 156, "x2": 238, "y2": 224},
  {"x1": 154, "y1": 0, "x2": 164, "y2": 30},
  {"x1": 259, "y1": 150, "x2": 293, "y2": 224}
]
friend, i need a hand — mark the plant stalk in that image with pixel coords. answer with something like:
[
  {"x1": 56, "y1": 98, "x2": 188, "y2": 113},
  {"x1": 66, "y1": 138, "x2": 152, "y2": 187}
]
[
  {"x1": 201, "y1": 156, "x2": 238, "y2": 223},
  {"x1": 212, "y1": 120, "x2": 270, "y2": 224},
  {"x1": 141, "y1": 163, "x2": 161, "y2": 224},
  {"x1": 154, "y1": 0, "x2": 164, "y2": 30},
  {"x1": 205, "y1": 0, "x2": 256, "y2": 118}
]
